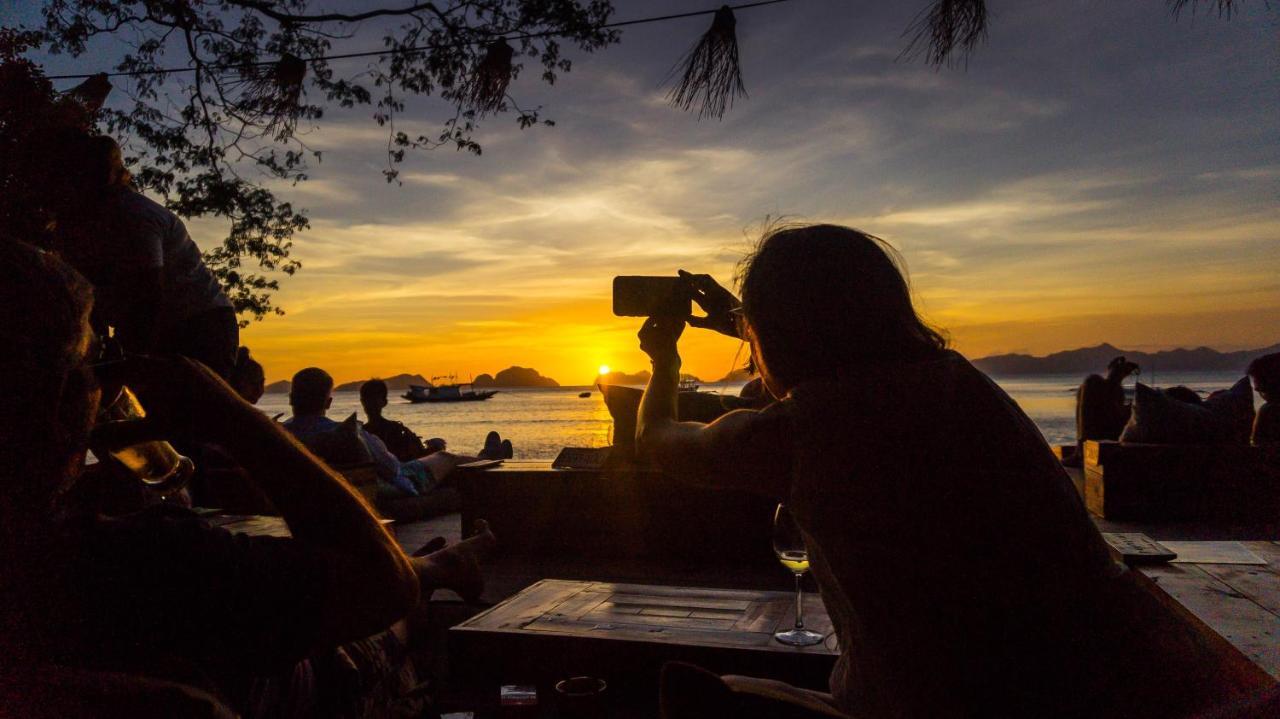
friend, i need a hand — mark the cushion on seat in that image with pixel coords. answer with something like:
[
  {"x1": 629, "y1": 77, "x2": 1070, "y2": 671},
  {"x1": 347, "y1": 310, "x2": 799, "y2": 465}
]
[
  {"x1": 297, "y1": 413, "x2": 374, "y2": 466},
  {"x1": 1203, "y1": 377, "x2": 1257, "y2": 443},
  {"x1": 1120, "y1": 380, "x2": 1254, "y2": 445}
]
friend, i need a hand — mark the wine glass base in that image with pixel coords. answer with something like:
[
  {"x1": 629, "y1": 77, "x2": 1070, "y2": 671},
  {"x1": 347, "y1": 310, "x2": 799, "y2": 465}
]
[{"x1": 773, "y1": 628, "x2": 825, "y2": 647}]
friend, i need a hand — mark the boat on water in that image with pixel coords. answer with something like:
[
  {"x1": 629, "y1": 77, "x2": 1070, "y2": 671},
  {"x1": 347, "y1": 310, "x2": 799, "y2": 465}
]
[
  {"x1": 402, "y1": 380, "x2": 498, "y2": 403},
  {"x1": 678, "y1": 378, "x2": 700, "y2": 393}
]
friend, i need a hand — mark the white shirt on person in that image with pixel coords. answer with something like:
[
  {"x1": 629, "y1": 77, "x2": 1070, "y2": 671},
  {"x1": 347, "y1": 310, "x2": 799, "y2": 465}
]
[{"x1": 68, "y1": 187, "x2": 231, "y2": 331}]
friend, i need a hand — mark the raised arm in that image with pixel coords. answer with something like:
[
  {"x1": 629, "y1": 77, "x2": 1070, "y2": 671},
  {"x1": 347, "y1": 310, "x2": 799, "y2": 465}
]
[
  {"x1": 117, "y1": 356, "x2": 420, "y2": 646},
  {"x1": 635, "y1": 316, "x2": 790, "y2": 498}
]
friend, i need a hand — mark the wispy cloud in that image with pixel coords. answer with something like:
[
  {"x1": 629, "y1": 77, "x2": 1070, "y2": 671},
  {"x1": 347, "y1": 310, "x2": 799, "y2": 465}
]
[{"x1": 203, "y1": 0, "x2": 1279, "y2": 383}]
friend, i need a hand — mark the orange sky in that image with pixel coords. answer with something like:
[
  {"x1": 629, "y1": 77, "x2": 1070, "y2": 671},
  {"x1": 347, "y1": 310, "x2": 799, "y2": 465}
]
[
  {"x1": 199, "y1": 2, "x2": 1278, "y2": 385},
  {"x1": 24, "y1": 1, "x2": 1278, "y2": 386}
]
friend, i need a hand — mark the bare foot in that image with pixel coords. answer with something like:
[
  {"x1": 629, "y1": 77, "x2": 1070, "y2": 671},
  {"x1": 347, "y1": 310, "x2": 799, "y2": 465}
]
[
  {"x1": 411, "y1": 536, "x2": 448, "y2": 558},
  {"x1": 414, "y1": 519, "x2": 496, "y2": 601}
]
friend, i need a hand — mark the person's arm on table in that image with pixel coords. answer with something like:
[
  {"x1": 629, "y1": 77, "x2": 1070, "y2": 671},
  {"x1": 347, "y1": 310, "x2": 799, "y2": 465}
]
[
  {"x1": 121, "y1": 356, "x2": 420, "y2": 646},
  {"x1": 635, "y1": 316, "x2": 789, "y2": 498}
]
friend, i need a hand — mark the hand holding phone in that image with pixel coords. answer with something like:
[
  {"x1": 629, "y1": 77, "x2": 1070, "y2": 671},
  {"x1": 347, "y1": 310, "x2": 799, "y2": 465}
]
[{"x1": 679, "y1": 269, "x2": 742, "y2": 338}]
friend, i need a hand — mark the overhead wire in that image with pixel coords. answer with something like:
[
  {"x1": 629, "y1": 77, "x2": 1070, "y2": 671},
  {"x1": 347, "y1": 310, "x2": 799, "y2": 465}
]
[{"x1": 44, "y1": 0, "x2": 801, "y2": 81}]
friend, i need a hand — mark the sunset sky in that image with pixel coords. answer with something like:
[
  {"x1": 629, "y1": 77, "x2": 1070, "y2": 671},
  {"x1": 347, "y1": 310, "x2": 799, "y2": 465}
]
[{"x1": 13, "y1": 1, "x2": 1279, "y2": 385}]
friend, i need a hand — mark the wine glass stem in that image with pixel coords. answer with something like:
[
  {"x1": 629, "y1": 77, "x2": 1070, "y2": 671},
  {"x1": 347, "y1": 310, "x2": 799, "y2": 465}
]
[{"x1": 793, "y1": 572, "x2": 805, "y2": 630}]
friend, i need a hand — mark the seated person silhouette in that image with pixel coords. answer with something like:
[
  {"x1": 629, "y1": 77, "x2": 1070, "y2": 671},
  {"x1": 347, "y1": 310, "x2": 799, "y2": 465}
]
[
  {"x1": 229, "y1": 346, "x2": 265, "y2": 404},
  {"x1": 0, "y1": 240, "x2": 494, "y2": 717},
  {"x1": 636, "y1": 225, "x2": 1274, "y2": 718},
  {"x1": 283, "y1": 368, "x2": 490, "y2": 498},
  {"x1": 51, "y1": 134, "x2": 238, "y2": 378},
  {"x1": 359, "y1": 379, "x2": 443, "y2": 462},
  {"x1": 1076, "y1": 355, "x2": 1139, "y2": 447},
  {"x1": 360, "y1": 378, "x2": 512, "y2": 462},
  {"x1": 1249, "y1": 352, "x2": 1280, "y2": 445}
]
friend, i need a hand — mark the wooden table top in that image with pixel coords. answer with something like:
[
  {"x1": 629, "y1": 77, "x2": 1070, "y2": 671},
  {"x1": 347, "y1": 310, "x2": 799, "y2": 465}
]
[
  {"x1": 1136, "y1": 540, "x2": 1280, "y2": 680},
  {"x1": 453, "y1": 579, "x2": 837, "y2": 655},
  {"x1": 213, "y1": 509, "x2": 1280, "y2": 683}
]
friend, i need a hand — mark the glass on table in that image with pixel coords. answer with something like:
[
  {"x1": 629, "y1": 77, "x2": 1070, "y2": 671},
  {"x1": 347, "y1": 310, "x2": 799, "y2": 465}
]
[
  {"x1": 772, "y1": 503, "x2": 825, "y2": 646},
  {"x1": 91, "y1": 385, "x2": 194, "y2": 499}
]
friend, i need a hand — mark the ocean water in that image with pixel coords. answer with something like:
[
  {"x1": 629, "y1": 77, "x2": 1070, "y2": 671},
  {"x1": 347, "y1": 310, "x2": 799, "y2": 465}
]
[{"x1": 255, "y1": 371, "x2": 1252, "y2": 460}]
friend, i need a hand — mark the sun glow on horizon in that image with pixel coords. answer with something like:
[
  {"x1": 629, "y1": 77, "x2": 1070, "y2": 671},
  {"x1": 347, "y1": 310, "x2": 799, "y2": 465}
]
[{"x1": 598, "y1": 364, "x2": 611, "y2": 377}]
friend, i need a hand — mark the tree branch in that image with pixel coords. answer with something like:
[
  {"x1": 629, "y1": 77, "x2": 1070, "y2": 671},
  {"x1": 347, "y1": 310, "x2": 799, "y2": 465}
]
[{"x1": 223, "y1": 0, "x2": 450, "y2": 25}]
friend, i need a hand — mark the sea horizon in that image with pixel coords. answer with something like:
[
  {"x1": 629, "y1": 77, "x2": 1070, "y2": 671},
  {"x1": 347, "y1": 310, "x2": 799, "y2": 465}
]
[{"x1": 256, "y1": 370, "x2": 1252, "y2": 461}]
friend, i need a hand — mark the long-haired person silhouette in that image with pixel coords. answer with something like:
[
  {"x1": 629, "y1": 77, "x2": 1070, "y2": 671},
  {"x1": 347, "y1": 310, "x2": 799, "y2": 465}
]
[{"x1": 639, "y1": 224, "x2": 1273, "y2": 718}]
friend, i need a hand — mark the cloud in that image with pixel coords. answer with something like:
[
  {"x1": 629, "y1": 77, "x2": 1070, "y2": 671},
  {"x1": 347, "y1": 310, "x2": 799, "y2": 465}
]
[{"x1": 167, "y1": 0, "x2": 1280, "y2": 382}]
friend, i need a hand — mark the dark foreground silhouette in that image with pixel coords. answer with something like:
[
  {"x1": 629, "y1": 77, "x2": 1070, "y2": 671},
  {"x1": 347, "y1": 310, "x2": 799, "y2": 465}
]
[
  {"x1": 636, "y1": 224, "x2": 1276, "y2": 718},
  {"x1": 0, "y1": 241, "x2": 495, "y2": 717}
]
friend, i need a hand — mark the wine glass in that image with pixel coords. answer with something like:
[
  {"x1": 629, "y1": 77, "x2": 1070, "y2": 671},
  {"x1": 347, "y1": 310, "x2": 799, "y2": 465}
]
[{"x1": 772, "y1": 504, "x2": 825, "y2": 646}]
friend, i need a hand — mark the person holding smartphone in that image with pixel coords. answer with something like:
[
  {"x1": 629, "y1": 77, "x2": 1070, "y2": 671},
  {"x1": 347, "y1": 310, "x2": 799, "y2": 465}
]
[{"x1": 636, "y1": 225, "x2": 1269, "y2": 718}]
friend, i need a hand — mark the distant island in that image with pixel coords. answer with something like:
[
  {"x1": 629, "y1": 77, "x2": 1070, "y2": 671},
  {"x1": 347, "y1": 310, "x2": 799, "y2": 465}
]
[
  {"x1": 714, "y1": 367, "x2": 756, "y2": 383},
  {"x1": 266, "y1": 374, "x2": 434, "y2": 394},
  {"x1": 972, "y1": 342, "x2": 1280, "y2": 376},
  {"x1": 596, "y1": 369, "x2": 651, "y2": 385},
  {"x1": 595, "y1": 370, "x2": 703, "y2": 386},
  {"x1": 333, "y1": 373, "x2": 431, "y2": 392},
  {"x1": 473, "y1": 366, "x2": 559, "y2": 388}
]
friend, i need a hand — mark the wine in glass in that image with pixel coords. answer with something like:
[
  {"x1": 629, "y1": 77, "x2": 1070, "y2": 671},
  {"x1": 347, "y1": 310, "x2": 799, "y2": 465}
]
[{"x1": 772, "y1": 504, "x2": 825, "y2": 646}]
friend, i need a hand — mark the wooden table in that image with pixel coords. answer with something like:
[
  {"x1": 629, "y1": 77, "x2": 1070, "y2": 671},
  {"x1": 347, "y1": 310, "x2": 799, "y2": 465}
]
[
  {"x1": 1135, "y1": 541, "x2": 1280, "y2": 680},
  {"x1": 450, "y1": 579, "x2": 838, "y2": 700},
  {"x1": 211, "y1": 509, "x2": 1280, "y2": 687}
]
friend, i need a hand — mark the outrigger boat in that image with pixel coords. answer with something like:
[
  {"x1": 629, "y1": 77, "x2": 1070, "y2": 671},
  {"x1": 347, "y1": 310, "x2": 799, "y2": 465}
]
[{"x1": 402, "y1": 377, "x2": 498, "y2": 403}]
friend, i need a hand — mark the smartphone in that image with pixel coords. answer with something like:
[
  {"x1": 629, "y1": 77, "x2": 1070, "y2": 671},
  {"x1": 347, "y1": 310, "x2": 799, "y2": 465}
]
[{"x1": 612, "y1": 276, "x2": 691, "y2": 317}]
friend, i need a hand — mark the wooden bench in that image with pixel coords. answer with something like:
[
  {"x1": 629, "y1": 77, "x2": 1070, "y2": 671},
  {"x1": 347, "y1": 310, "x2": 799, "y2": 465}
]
[
  {"x1": 1084, "y1": 440, "x2": 1280, "y2": 521},
  {"x1": 456, "y1": 461, "x2": 780, "y2": 568},
  {"x1": 337, "y1": 462, "x2": 461, "y2": 522}
]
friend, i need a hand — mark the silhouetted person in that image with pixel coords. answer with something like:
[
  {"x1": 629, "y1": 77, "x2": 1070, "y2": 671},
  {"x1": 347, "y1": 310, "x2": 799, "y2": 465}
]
[
  {"x1": 638, "y1": 225, "x2": 1266, "y2": 718},
  {"x1": 283, "y1": 368, "x2": 484, "y2": 497},
  {"x1": 359, "y1": 379, "x2": 438, "y2": 461},
  {"x1": 0, "y1": 240, "x2": 495, "y2": 715},
  {"x1": 52, "y1": 134, "x2": 238, "y2": 377},
  {"x1": 1248, "y1": 353, "x2": 1280, "y2": 445},
  {"x1": 229, "y1": 346, "x2": 265, "y2": 404},
  {"x1": 1076, "y1": 356, "x2": 1139, "y2": 446}
]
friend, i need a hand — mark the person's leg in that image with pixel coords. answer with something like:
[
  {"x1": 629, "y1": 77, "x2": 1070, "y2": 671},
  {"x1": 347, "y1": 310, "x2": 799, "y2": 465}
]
[
  {"x1": 417, "y1": 451, "x2": 480, "y2": 484},
  {"x1": 1077, "y1": 374, "x2": 1122, "y2": 443},
  {"x1": 660, "y1": 662, "x2": 847, "y2": 719},
  {"x1": 411, "y1": 519, "x2": 496, "y2": 601}
]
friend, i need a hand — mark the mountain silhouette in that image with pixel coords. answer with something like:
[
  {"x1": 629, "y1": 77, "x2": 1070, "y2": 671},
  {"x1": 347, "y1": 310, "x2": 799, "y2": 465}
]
[
  {"x1": 333, "y1": 373, "x2": 431, "y2": 392},
  {"x1": 472, "y1": 366, "x2": 559, "y2": 387},
  {"x1": 971, "y1": 342, "x2": 1280, "y2": 376}
]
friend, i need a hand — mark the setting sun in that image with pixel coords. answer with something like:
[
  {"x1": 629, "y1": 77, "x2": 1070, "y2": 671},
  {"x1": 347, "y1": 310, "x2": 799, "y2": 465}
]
[{"x1": 598, "y1": 364, "x2": 610, "y2": 377}]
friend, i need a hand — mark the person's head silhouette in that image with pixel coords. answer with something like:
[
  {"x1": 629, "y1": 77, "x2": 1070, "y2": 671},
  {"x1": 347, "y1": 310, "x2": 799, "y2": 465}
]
[
  {"x1": 737, "y1": 224, "x2": 946, "y2": 396},
  {"x1": 230, "y1": 347, "x2": 265, "y2": 404},
  {"x1": 360, "y1": 379, "x2": 389, "y2": 419},
  {"x1": 0, "y1": 240, "x2": 97, "y2": 513},
  {"x1": 1248, "y1": 353, "x2": 1280, "y2": 404},
  {"x1": 289, "y1": 367, "x2": 333, "y2": 417}
]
